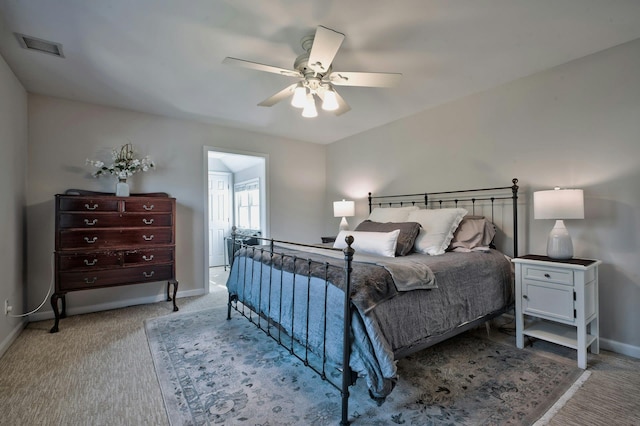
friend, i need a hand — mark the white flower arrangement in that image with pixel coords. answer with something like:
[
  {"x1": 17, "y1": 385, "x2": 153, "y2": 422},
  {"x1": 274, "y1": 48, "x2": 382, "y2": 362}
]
[{"x1": 86, "y1": 143, "x2": 155, "y2": 180}]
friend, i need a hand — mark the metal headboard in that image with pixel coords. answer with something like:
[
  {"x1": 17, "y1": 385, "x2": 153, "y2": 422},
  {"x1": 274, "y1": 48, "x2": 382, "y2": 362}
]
[{"x1": 368, "y1": 178, "x2": 519, "y2": 257}]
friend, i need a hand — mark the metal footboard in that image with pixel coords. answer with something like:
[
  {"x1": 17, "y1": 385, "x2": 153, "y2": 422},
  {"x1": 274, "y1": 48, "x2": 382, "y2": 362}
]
[{"x1": 226, "y1": 230, "x2": 356, "y2": 426}]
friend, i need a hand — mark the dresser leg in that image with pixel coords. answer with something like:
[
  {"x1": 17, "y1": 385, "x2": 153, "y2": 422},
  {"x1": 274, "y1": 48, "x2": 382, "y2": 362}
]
[
  {"x1": 50, "y1": 293, "x2": 68, "y2": 333},
  {"x1": 167, "y1": 280, "x2": 179, "y2": 311}
]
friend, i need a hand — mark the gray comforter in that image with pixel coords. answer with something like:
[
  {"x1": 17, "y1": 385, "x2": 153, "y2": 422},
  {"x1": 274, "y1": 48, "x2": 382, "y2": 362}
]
[{"x1": 226, "y1": 245, "x2": 512, "y2": 401}]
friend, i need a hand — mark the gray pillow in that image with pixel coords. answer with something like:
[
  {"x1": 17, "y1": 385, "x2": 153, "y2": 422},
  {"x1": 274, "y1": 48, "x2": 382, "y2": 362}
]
[
  {"x1": 354, "y1": 220, "x2": 421, "y2": 256},
  {"x1": 448, "y1": 215, "x2": 496, "y2": 252}
]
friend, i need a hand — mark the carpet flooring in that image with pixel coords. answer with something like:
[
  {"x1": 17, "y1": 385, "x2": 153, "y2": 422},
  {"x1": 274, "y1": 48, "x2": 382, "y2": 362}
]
[
  {"x1": 146, "y1": 306, "x2": 585, "y2": 425},
  {"x1": 0, "y1": 267, "x2": 637, "y2": 425}
]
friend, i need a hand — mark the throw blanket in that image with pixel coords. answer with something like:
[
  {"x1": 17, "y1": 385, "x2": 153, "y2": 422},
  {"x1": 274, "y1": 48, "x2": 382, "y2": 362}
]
[{"x1": 238, "y1": 244, "x2": 436, "y2": 313}]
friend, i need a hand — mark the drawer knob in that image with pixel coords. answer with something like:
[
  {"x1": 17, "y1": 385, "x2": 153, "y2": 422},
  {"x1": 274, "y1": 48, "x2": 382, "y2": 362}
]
[
  {"x1": 523, "y1": 295, "x2": 529, "y2": 300},
  {"x1": 142, "y1": 218, "x2": 154, "y2": 225},
  {"x1": 84, "y1": 218, "x2": 98, "y2": 226},
  {"x1": 142, "y1": 255, "x2": 154, "y2": 261},
  {"x1": 84, "y1": 203, "x2": 98, "y2": 210},
  {"x1": 84, "y1": 236, "x2": 98, "y2": 244},
  {"x1": 143, "y1": 271, "x2": 155, "y2": 278},
  {"x1": 544, "y1": 273, "x2": 551, "y2": 278},
  {"x1": 142, "y1": 234, "x2": 154, "y2": 241},
  {"x1": 143, "y1": 204, "x2": 155, "y2": 211},
  {"x1": 84, "y1": 277, "x2": 97, "y2": 284},
  {"x1": 84, "y1": 259, "x2": 98, "y2": 266}
]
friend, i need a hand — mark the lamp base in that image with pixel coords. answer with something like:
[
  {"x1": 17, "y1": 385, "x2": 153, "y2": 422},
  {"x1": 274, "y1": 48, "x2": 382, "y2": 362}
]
[
  {"x1": 338, "y1": 217, "x2": 349, "y2": 232},
  {"x1": 546, "y1": 219, "x2": 574, "y2": 259}
]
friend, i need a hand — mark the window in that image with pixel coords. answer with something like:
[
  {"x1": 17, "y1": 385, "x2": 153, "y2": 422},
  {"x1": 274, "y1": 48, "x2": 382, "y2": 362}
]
[{"x1": 234, "y1": 178, "x2": 260, "y2": 231}]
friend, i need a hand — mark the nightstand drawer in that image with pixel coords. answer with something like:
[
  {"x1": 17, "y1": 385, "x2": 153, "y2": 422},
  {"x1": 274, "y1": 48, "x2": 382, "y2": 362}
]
[{"x1": 524, "y1": 265, "x2": 573, "y2": 285}]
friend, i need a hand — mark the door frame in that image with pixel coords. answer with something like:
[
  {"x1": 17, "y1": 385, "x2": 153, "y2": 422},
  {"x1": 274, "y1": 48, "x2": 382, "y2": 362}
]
[{"x1": 203, "y1": 146, "x2": 269, "y2": 292}]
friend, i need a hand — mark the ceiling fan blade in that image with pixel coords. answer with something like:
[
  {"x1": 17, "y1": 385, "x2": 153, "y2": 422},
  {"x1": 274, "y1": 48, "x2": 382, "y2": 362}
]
[
  {"x1": 329, "y1": 71, "x2": 402, "y2": 87},
  {"x1": 307, "y1": 26, "x2": 345, "y2": 74},
  {"x1": 257, "y1": 83, "x2": 298, "y2": 107},
  {"x1": 223, "y1": 57, "x2": 301, "y2": 78}
]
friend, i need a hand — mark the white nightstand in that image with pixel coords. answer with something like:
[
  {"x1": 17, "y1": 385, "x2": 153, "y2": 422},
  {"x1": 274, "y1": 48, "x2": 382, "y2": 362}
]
[{"x1": 512, "y1": 255, "x2": 601, "y2": 369}]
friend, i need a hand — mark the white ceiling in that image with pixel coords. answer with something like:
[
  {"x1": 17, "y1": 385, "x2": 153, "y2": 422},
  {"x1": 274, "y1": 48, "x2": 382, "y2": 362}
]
[{"x1": 1, "y1": 1, "x2": 639, "y2": 145}]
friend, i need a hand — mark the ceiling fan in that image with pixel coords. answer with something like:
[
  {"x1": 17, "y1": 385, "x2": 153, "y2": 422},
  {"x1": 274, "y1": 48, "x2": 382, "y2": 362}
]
[{"x1": 223, "y1": 26, "x2": 402, "y2": 117}]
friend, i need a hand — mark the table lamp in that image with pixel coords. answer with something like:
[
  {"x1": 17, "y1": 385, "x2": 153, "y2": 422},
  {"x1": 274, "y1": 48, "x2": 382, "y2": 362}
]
[
  {"x1": 534, "y1": 188, "x2": 584, "y2": 259},
  {"x1": 333, "y1": 199, "x2": 355, "y2": 232}
]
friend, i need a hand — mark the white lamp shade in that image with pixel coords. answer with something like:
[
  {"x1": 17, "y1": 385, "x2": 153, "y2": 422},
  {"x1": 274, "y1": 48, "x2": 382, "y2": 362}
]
[
  {"x1": 333, "y1": 199, "x2": 355, "y2": 218},
  {"x1": 291, "y1": 83, "x2": 306, "y2": 108},
  {"x1": 322, "y1": 88, "x2": 339, "y2": 111},
  {"x1": 534, "y1": 189, "x2": 584, "y2": 220},
  {"x1": 301, "y1": 93, "x2": 318, "y2": 118}
]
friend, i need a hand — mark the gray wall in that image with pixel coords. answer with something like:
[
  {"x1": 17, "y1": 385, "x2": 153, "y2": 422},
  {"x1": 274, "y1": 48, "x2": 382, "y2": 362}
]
[
  {"x1": 26, "y1": 95, "x2": 326, "y2": 321},
  {"x1": 326, "y1": 38, "x2": 640, "y2": 357},
  {"x1": 0, "y1": 54, "x2": 28, "y2": 354}
]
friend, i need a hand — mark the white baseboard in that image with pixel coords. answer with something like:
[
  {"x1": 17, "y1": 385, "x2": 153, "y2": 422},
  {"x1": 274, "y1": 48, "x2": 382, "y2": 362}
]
[
  {"x1": 0, "y1": 319, "x2": 27, "y2": 359},
  {"x1": 600, "y1": 337, "x2": 640, "y2": 359},
  {"x1": 27, "y1": 288, "x2": 207, "y2": 322}
]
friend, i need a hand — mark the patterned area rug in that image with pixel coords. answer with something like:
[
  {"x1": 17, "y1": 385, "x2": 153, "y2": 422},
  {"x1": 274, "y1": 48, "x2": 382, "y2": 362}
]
[{"x1": 145, "y1": 307, "x2": 584, "y2": 425}]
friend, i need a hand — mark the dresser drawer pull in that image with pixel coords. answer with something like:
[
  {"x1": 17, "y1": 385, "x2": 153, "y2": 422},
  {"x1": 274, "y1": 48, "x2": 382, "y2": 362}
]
[
  {"x1": 142, "y1": 234, "x2": 154, "y2": 241},
  {"x1": 142, "y1": 218, "x2": 154, "y2": 225},
  {"x1": 84, "y1": 218, "x2": 98, "y2": 226},
  {"x1": 84, "y1": 203, "x2": 98, "y2": 210},
  {"x1": 84, "y1": 236, "x2": 98, "y2": 244},
  {"x1": 523, "y1": 295, "x2": 529, "y2": 300},
  {"x1": 142, "y1": 255, "x2": 154, "y2": 261},
  {"x1": 84, "y1": 277, "x2": 98, "y2": 284},
  {"x1": 143, "y1": 204, "x2": 155, "y2": 211},
  {"x1": 84, "y1": 259, "x2": 98, "y2": 266},
  {"x1": 143, "y1": 271, "x2": 155, "y2": 278},
  {"x1": 544, "y1": 273, "x2": 551, "y2": 278}
]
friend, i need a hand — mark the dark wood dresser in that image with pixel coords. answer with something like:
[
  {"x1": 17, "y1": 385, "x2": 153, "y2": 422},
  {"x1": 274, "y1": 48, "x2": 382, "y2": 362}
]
[{"x1": 52, "y1": 190, "x2": 178, "y2": 333}]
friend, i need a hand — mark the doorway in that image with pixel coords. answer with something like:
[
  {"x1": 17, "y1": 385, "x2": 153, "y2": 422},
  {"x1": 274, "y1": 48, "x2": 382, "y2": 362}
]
[{"x1": 204, "y1": 147, "x2": 268, "y2": 293}]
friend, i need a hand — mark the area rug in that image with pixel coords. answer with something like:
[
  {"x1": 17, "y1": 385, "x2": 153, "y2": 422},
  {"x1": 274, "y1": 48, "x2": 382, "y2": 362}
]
[{"x1": 145, "y1": 307, "x2": 585, "y2": 425}]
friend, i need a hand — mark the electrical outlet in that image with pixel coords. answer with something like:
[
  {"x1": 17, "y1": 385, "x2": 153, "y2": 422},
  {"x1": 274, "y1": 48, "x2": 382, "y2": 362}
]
[{"x1": 4, "y1": 299, "x2": 11, "y2": 315}]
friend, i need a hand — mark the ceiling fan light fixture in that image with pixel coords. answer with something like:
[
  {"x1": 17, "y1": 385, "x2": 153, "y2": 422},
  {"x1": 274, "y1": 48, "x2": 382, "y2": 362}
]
[
  {"x1": 301, "y1": 93, "x2": 318, "y2": 118},
  {"x1": 322, "y1": 86, "x2": 339, "y2": 111},
  {"x1": 291, "y1": 83, "x2": 307, "y2": 108}
]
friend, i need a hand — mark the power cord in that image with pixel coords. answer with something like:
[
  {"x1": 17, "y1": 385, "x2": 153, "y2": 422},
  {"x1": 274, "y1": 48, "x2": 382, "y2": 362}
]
[{"x1": 7, "y1": 252, "x2": 54, "y2": 318}]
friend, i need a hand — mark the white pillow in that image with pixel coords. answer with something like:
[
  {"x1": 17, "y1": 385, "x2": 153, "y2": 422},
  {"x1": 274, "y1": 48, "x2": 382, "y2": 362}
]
[
  {"x1": 333, "y1": 229, "x2": 400, "y2": 257},
  {"x1": 408, "y1": 208, "x2": 468, "y2": 255},
  {"x1": 367, "y1": 206, "x2": 419, "y2": 223}
]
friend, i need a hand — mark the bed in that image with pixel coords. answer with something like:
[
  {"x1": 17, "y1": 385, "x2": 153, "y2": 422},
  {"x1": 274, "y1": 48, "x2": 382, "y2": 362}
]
[{"x1": 226, "y1": 179, "x2": 519, "y2": 425}]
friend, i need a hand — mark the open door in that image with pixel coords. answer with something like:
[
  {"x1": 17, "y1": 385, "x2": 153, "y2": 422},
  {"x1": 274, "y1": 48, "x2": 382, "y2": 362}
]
[{"x1": 208, "y1": 172, "x2": 231, "y2": 267}]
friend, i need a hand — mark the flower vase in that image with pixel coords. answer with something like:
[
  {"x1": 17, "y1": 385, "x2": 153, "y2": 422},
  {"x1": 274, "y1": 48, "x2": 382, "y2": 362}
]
[{"x1": 116, "y1": 179, "x2": 130, "y2": 197}]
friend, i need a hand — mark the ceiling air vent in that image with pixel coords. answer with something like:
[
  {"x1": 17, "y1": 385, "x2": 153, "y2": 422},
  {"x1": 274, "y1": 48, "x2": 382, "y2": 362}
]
[{"x1": 15, "y1": 33, "x2": 64, "y2": 58}]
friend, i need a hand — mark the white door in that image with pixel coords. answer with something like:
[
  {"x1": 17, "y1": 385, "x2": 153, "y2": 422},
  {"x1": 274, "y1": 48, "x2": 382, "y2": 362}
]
[{"x1": 209, "y1": 172, "x2": 231, "y2": 267}]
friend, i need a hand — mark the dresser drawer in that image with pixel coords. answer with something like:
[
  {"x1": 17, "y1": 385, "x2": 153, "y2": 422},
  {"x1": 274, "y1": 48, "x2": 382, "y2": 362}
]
[
  {"x1": 58, "y1": 264, "x2": 174, "y2": 291},
  {"x1": 58, "y1": 212, "x2": 172, "y2": 228},
  {"x1": 58, "y1": 228, "x2": 174, "y2": 249},
  {"x1": 523, "y1": 265, "x2": 573, "y2": 285},
  {"x1": 124, "y1": 199, "x2": 174, "y2": 212},
  {"x1": 58, "y1": 251, "x2": 121, "y2": 271},
  {"x1": 123, "y1": 247, "x2": 174, "y2": 265},
  {"x1": 59, "y1": 197, "x2": 119, "y2": 212}
]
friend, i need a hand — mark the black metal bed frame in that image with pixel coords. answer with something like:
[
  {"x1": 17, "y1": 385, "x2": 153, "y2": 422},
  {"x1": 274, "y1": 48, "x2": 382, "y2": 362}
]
[{"x1": 226, "y1": 178, "x2": 519, "y2": 425}]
